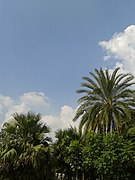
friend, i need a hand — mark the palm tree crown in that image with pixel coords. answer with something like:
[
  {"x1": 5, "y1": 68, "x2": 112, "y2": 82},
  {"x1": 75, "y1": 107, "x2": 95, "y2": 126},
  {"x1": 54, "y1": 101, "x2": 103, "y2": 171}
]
[
  {"x1": 73, "y1": 68, "x2": 135, "y2": 135},
  {"x1": 2, "y1": 112, "x2": 51, "y2": 146}
]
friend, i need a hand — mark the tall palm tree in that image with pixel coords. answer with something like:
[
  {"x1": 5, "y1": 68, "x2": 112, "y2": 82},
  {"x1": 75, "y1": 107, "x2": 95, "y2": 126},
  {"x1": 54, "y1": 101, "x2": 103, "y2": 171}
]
[{"x1": 73, "y1": 68, "x2": 135, "y2": 135}]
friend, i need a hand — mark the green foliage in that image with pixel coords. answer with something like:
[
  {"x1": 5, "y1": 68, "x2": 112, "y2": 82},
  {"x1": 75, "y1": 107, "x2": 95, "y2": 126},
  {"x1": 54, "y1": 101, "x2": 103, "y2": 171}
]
[
  {"x1": 95, "y1": 133, "x2": 135, "y2": 179},
  {"x1": 53, "y1": 130, "x2": 135, "y2": 179},
  {"x1": 66, "y1": 140, "x2": 83, "y2": 170},
  {"x1": 53, "y1": 127, "x2": 81, "y2": 179}
]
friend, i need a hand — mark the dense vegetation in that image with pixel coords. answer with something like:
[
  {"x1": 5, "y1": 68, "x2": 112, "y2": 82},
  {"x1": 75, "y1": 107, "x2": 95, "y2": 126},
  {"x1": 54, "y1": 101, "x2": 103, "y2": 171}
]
[{"x1": 1, "y1": 68, "x2": 135, "y2": 179}]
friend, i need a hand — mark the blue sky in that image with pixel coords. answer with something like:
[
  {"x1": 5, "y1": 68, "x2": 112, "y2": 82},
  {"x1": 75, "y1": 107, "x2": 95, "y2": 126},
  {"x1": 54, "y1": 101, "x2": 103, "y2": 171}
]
[{"x1": 0, "y1": 0, "x2": 135, "y2": 131}]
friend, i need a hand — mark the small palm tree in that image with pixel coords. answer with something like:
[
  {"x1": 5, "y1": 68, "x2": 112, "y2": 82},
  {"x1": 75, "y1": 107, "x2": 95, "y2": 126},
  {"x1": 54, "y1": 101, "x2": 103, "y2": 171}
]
[
  {"x1": 0, "y1": 112, "x2": 53, "y2": 179},
  {"x1": 53, "y1": 127, "x2": 80, "y2": 179},
  {"x1": 73, "y1": 68, "x2": 135, "y2": 135}
]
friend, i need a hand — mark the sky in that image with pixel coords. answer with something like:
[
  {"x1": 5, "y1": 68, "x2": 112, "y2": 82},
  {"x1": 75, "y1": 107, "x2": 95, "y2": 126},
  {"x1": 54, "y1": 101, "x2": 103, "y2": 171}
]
[{"x1": 0, "y1": 0, "x2": 135, "y2": 132}]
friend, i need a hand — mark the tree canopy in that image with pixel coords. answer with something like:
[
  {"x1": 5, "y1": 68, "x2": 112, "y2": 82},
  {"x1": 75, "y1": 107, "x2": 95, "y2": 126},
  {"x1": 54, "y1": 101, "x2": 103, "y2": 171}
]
[{"x1": 1, "y1": 68, "x2": 135, "y2": 179}]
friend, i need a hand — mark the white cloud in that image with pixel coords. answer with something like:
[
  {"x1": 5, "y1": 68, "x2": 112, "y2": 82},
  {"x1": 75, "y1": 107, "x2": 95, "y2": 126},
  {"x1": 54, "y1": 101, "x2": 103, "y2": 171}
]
[
  {"x1": 4, "y1": 92, "x2": 49, "y2": 121},
  {"x1": 19, "y1": 92, "x2": 49, "y2": 107},
  {"x1": 0, "y1": 95, "x2": 14, "y2": 123},
  {"x1": 40, "y1": 105, "x2": 79, "y2": 139},
  {"x1": 0, "y1": 92, "x2": 78, "y2": 133},
  {"x1": 41, "y1": 105, "x2": 79, "y2": 132},
  {"x1": 60, "y1": 105, "x2": 76, "y2": 127},
  {"x1": 99, "y1": 25, "x2": 135, "y2": 75}
]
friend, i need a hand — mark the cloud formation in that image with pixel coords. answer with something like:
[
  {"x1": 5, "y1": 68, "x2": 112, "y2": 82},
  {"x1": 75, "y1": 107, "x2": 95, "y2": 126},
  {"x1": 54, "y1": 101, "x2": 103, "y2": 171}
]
[
  {"x1": 99, "y1": 25, "x2": 135, "y2": 75},
  {"x1": 41, "y1": 105, "x2": 78, "y2": 132},
  {"x1": 0, "y1": 92, "x2": 78, "y2": 132},
  {"x1": 4, "y1": 92, "x2": 49, "y2": 121}
]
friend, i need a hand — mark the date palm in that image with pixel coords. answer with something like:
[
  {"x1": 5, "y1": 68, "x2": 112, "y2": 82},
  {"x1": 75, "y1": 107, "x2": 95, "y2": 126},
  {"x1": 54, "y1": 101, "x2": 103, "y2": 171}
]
[{"x1": 73, "y1": 68, "x2": 135, "y2": 135}]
